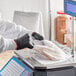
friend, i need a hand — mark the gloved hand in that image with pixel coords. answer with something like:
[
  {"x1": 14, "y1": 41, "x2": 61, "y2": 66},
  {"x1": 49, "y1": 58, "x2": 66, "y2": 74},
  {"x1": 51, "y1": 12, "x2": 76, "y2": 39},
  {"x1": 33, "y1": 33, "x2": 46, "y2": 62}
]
[{"x1": 14, "y1": 32, "x2": 44, "y2": 50}]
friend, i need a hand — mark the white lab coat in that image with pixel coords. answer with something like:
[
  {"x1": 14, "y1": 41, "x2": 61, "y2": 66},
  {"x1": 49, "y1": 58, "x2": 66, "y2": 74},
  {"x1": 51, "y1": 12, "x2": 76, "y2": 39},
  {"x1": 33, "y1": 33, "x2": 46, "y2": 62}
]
[{"x1": 0, "y1": 20, "x2": 31, "y2": 53}]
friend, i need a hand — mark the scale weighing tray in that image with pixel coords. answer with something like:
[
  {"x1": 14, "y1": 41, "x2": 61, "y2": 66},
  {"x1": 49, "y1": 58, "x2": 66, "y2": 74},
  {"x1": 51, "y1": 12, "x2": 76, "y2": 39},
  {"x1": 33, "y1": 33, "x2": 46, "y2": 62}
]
[{"x1": 14, "y1": 49, "x2": 76, "y2": 70}]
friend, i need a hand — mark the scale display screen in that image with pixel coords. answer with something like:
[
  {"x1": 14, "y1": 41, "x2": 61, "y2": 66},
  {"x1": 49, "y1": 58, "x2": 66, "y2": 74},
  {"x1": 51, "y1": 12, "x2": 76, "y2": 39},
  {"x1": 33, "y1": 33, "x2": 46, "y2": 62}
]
[
  {"x1": 64, "y1": 0, "x2": 76, "y2": 16},
  {"x1": 0, "y1": 56, "x2": 33, "y2": 76}
]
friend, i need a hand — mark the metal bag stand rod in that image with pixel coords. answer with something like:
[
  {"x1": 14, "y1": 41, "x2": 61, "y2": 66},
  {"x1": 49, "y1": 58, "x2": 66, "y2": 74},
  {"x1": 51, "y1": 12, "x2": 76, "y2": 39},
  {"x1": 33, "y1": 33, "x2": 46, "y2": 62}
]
[{"x1": 71, "y1": 17, "x2": 74, "y2": 58}]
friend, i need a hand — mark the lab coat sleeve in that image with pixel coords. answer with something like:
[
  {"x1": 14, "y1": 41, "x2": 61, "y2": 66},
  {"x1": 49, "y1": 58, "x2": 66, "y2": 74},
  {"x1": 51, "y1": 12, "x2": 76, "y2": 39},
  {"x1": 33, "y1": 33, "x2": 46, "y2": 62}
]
[
  {"x1": 0, "y1": 20, "x2": 32, "y2": 39},
  {"x1": 14, "y1": 23, "x2": 32, "y2": 38},
  {"x1": 0, "y1": 35, "x2": 16, "y2": 53}
]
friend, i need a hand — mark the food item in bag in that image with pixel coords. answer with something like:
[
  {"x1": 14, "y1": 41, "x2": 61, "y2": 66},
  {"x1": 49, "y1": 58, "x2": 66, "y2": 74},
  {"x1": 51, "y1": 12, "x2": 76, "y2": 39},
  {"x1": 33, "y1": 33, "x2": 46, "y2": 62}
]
[
  {"x1": 55, "y1": 13, "x2": 67, "y2": 45},
  {"x1": 33, "y1": 44, "x2": 66, "y2": 61}
]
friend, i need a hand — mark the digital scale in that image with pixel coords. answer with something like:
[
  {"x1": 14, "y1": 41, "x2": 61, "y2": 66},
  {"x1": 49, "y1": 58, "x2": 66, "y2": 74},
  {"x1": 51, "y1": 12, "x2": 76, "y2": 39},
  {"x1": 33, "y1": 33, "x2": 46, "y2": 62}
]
[{"x1": 14, "y1": 49, "x2": 76, "y2": 76}]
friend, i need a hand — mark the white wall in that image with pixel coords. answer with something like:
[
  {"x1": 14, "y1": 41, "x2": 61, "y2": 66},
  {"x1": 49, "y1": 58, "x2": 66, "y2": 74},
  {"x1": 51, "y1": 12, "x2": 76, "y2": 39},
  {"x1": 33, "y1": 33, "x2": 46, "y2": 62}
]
[{"x1": 0, "y1": 0, "x2": 50, "y2": 39}]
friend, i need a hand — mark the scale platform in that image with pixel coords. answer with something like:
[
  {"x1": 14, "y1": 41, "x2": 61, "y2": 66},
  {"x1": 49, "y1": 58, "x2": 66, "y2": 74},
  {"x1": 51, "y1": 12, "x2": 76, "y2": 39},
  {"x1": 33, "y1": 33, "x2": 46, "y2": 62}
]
[{"x1": 14, "y1": 49, "x2": 76, "y2": 70}]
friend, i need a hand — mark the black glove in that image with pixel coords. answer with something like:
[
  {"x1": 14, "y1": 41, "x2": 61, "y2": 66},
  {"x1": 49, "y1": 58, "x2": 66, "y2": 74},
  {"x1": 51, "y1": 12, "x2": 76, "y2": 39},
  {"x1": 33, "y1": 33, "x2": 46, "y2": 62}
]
[
  {"x1": 14, "y1": 32, "x2": 44, "y2": 50},
  {"x1": 15, "y1": 34, "x2": 34, "y2": 50},
  {"x1": 32, "y1": 32, "x2": 44, "y2": 40}
]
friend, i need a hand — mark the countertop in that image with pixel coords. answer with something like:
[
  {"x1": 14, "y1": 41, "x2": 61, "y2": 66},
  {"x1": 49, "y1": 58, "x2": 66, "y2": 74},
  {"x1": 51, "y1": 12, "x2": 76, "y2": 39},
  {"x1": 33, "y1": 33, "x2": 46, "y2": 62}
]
[{"x1": 0, "y1": 51, "x2": 15, "y2": 70}]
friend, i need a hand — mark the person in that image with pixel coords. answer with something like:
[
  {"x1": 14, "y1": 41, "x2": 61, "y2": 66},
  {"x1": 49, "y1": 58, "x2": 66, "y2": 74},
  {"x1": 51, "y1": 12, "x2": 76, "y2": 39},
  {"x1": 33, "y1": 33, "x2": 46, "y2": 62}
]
[{"x1": 0, "y1": 20, "x2": 44, "y2": 53}]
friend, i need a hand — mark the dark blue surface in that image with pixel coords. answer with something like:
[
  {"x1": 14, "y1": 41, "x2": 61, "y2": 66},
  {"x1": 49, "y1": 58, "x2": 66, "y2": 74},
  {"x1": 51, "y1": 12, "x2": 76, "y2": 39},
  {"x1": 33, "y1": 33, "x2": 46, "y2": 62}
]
[
  {"x1": 64, "y1": 0, "x2": 76, "y2": 16},
  {"x1": 0, "y1": 74, "x2": 1, "y2": 76}
]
